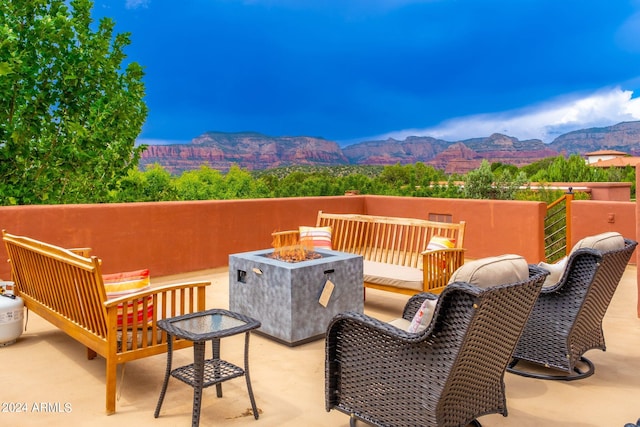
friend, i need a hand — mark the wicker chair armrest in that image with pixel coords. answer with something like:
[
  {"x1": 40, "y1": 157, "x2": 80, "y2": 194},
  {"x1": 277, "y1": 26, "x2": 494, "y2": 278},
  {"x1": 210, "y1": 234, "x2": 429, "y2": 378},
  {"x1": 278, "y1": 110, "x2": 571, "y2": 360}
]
[
  {"x1": 327, "y1": 311, "x2": 429, "y2": 343},
  {"x1": 538, "y1": 249, "x2": 602, "y2": 294},
  {"x1": 103, "y1": 281, "x2": 210, "y2": 308}
]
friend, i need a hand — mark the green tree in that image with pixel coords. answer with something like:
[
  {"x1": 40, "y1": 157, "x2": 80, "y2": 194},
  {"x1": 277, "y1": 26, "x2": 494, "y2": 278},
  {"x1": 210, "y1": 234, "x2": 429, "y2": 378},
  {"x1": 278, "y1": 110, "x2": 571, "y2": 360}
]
[
  {"x1": 174, "y1": 166, "x2": 225, "y2": 200},
  {"x1": 112, "y1": 165, "x2": 177, "y2": 202},
  {"x1": 0, "y1": 0, "x2": 147, "y2": 205},
  {"x1": 223, "y1": 164, "x2": 270, "y2": 199},
  {"x1": 463, "y1": 160, "x2": 495, "y2": 199},
  {"x1": 463, "y1": 160, "x2": 528, "y2": 199},
  {"x1": 336, "y1": 173, "x2": 376, "y2": 195},
  {"x1": 530, "y1": 154, "x2": 608, "y2": 183}
]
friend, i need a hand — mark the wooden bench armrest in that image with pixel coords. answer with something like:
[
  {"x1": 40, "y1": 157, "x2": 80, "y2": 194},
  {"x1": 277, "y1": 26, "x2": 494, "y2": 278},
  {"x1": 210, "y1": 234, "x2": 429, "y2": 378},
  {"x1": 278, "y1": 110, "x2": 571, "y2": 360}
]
[
  {"x1": 421, "y1": 248, "x2": 466, "y2": 293},
  {"x1": 420, "y1": 247, "x2": 466, "y2": 257},
  {"x1": 103, "y1": 281, "x2": 210, "y2": 308},
  {"x1": 104, "y1": 281, "x2": 210, "y2": 332}
]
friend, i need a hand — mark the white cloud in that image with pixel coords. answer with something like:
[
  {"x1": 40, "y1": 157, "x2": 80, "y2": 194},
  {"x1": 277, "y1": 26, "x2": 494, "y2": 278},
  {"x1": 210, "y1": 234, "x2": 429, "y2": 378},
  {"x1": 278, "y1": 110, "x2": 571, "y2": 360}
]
[
  {"x1": 126, "y1": 0, "x2": 150, "y2": 10},
  {"x1": 378, "y1": 87, "x2": 640, "y2": 143}
]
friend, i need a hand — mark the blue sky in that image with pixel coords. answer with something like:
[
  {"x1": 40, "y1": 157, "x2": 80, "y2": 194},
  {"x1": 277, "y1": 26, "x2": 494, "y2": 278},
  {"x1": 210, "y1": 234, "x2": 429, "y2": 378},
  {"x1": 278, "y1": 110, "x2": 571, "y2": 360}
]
[{"x1": 95, "y1": 0, "x2": 640, "y2": 146}]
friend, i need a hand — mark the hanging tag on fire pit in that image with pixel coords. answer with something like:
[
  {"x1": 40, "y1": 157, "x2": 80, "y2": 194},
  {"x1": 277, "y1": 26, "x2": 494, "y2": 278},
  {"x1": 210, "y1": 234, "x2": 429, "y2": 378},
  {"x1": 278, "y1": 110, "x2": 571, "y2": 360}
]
[{"x1": 318, "y1": 279, "x2": 335, "y2": 307}]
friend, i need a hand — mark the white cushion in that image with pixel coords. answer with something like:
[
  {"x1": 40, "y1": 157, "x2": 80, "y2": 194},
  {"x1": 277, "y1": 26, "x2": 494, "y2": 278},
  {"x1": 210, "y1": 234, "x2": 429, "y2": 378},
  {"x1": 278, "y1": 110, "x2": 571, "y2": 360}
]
[
  {"x1": 570, "y1": 232, "x2": 624, "y2": 254},
  {"x1": 538, "y1": 256, "x2": 568, "y2": 288},
  {"x1": 387, "y1": 298, "x2": 437, "y2": 333},
  {"x1": 363, "y1": 260, "x2": 423, "y2": 291},
  {"x1": 427, "y1": 236, "x2": 456, "y2": 250},
  {"x1": 448, "y1": 254, "x2": 528, "y2": 288},
  {"x1": 388, "y1": 317, "x2": 412, "y2": 330},
  {"x1": 537, "y1": 232, "x2": 625, "y2": 289},
  {"x1": 407, "y1": 298, "x2": 437, "y2": 333}
]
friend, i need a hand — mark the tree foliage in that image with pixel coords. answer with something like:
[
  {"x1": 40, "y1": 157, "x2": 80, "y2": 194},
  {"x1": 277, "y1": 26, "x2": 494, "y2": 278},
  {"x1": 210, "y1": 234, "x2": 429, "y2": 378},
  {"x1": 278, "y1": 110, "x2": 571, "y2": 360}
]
[
  {"x1": 462, "y1": 160, "x2": 529, "y2": 200},
  {"x1": 529, "y1": 154, "x2": 609, "y2": 182},
  {"x1": 0, "y1": 0, "x2": 147, "y2": 204}
]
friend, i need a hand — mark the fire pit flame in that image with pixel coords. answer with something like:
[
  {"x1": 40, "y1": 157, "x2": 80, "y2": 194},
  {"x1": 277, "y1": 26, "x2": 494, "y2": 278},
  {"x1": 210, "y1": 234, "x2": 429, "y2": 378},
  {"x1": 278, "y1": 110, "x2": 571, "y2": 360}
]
[{"x1": 270, "y1": 230, "x2": 322, "y2": 263}]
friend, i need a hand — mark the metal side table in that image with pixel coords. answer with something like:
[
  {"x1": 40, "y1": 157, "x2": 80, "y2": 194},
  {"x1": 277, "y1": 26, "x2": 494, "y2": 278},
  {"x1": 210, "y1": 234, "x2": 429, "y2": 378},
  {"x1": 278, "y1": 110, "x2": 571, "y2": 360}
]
[{"x1": 154, "y1": 309, "x2": 261, "y2": 427}]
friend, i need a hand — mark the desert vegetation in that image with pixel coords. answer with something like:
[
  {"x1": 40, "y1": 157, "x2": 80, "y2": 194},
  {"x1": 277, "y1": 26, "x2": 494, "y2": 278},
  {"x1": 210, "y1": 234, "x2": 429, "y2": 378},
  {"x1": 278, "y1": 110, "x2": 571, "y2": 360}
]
[{"x1": 100, "y1": 155, "x2": 630, "y2": 204}]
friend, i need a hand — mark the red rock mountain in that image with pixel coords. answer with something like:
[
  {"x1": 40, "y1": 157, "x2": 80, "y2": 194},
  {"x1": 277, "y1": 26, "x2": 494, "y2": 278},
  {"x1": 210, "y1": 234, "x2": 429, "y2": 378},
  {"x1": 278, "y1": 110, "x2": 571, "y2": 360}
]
[
  {"x1": 427, "y1": 134, "x2": 559, "y2": 174},
  {"x1": 141, "y1": 132, "x2": 349, "y2": 174},
  {"x1": 139, "y1": 121, "x2": 640, "y2": 174},
  {"x1": 549, "y1": 121, "x2": 640, "y2": 155}
]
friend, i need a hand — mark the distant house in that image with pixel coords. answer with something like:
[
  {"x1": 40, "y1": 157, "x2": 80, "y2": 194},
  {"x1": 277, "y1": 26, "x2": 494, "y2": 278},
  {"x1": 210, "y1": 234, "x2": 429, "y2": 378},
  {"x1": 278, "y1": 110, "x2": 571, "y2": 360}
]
[
  {"x1": 585, "y1": 150, "x2": 640, "y2": 168},
  {"x1": 585, "y1": 150, "x2": 629, "y2": 164}
]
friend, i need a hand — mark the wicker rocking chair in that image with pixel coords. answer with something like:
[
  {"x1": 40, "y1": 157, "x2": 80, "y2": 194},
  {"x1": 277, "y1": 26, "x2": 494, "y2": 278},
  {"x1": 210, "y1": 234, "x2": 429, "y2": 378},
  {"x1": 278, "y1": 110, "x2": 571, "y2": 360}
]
[
  {"x1": 325, "y1": 264, "x2": 548, "y2": 427},
  {"x1": 507, "y1": 237, "x2": 637, "y2": 381}
]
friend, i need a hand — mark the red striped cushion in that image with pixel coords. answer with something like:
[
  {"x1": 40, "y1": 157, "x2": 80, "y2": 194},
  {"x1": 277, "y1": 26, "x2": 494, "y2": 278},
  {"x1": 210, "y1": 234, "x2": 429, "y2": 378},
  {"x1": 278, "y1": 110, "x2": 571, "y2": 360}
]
[
  {"x1": 103, "y1": 269, "x2": 153, "y2": 328},
  {"x1": 427, "y1": 236, "x2": 456, "y2": 250},
  {"x1": 299, "y1": 226, "x2": 332, "y2": 250}
]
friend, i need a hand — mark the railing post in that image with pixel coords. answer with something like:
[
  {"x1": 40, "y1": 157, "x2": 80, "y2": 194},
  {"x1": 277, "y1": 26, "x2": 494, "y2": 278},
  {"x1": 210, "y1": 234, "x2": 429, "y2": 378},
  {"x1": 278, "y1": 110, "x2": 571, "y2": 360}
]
[{"x1": 565, "y1": 187, "x2": 574, "y2": 256}]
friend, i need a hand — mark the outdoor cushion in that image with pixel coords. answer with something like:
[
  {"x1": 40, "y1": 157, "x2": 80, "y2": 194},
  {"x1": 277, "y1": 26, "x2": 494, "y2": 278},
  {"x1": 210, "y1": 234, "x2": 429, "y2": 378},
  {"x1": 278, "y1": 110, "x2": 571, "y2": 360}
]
[
  {"x1": 299, "y1": 226, "x2": 332, "y2": 250},
  {"x1": 427, "y1": 235, "x2": 456, "y2": 250},
  {"x1": 570, "y1": 231, "x2": 624, "y2": 254},
  {"x1": 407, "y1": 298, "x2": 437, "y2": 333},
  {"x1": 538, "y1": 256, "x2": 568, "y2": 288},
  {"x1": 388, "y1": 317, "x2": 412, "y2": 330},
  {"x1": 448, "y1": 254, "x2": 528, "y2": 288},
  {"x1": 387, "y1": 299, "x2": 437, "y2": 333},
  {"x1": 418, "y1": 235, "x2": 457, "y2": 270},
  {"x1": 363, "y1": 260, "x2": 423, "y2": 291},
  {"x1": 103, "y1": 269, "x2": 154, "y2": 328},
  {"x1": 538, "y1": 232, "x2": 624, "y2": 288}
]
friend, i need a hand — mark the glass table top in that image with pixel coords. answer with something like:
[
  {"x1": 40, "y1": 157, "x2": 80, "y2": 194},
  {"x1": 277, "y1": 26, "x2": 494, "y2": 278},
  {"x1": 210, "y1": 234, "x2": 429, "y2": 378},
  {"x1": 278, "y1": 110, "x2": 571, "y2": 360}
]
[
  {"x1": 172, "y1": 313, "x2": 246, "y2": 335},
  {"x1": 159, "y1": 309, "x2": 260, "y2": 340}
]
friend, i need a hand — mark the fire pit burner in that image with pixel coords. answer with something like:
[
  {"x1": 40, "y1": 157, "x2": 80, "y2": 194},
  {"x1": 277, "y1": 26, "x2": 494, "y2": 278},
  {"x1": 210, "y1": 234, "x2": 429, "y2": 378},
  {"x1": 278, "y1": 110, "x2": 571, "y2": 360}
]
[
  {"x1": 266, "y1": 247, "x2": 323, "y2": 263},
  {"x1": 269, "y1": 230, "x2": 321, "y2": 263}
]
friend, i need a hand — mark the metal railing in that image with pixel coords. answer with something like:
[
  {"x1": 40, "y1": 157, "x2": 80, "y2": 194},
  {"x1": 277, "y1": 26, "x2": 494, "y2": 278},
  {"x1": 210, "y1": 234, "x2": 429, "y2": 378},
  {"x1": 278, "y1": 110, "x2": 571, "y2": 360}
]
[{"x1": 544, "y1": 188, "x2": 574, "y2": 263}]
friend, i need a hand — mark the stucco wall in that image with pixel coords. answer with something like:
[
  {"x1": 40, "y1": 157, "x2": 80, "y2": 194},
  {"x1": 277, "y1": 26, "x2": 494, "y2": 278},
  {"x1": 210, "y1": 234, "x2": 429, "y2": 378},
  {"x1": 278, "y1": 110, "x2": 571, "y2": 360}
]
[
  {"x1": 570, "y1": 200, "x2": 636, "y2": 247},
  {"x1": 0, "y1": 195, "x2": 547, "y2": 279}
]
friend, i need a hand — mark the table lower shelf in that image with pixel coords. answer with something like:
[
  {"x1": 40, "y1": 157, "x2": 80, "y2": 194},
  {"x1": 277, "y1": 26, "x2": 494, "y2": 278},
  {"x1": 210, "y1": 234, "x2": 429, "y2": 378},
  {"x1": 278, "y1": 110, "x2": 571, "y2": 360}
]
[{"x1": 171, "y1": 358, "x2": 245, "y2": 388}]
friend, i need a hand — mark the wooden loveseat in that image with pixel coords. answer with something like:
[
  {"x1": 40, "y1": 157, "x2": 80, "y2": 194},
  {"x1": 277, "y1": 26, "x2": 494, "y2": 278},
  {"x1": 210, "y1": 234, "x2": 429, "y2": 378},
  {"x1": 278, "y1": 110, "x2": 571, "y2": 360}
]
[
  {"x1": 276, "y1": 211, "x2": 466, "y2": 295},
  {"x1": 2, "y1": 231, "x2": 210, "y2": 415}
]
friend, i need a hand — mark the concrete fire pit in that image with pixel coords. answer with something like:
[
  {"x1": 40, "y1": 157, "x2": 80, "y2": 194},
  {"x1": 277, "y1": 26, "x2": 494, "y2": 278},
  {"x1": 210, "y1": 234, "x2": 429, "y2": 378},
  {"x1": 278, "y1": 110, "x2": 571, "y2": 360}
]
[{"x1": 229, "y1": 248, "x2": 363, "y2": 346}]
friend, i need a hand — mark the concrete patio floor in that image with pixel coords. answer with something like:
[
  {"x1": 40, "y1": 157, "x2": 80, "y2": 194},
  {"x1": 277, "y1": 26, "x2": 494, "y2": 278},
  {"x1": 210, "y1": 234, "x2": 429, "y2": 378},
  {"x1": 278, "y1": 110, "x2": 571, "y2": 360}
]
[{"x1": 1, "y1": 265, "x2": 639, "y2": 427}]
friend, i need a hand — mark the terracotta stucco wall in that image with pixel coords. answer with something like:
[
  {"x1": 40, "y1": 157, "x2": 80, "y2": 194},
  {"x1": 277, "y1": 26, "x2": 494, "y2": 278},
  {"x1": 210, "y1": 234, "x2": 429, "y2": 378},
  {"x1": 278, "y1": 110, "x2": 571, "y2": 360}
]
[
  {"x1": 548, "y1": 182, "x2": 632, "y2": 201},
  {"x1": 570, "y1": 200, "x2": 636, "y2": 247},
  {"x1": 0, "y1": 197, "x2": 365, "y2": 278},
  {"x1": 0, "y1": 196, "x2": 547, "y2": 279}
]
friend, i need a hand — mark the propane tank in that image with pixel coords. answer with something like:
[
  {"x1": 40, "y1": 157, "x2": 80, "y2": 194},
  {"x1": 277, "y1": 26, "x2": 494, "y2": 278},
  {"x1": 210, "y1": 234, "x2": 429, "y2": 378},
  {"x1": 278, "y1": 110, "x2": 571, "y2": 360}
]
[{"x1": 0, "y1": 281, "x2": 24, "y2": 347}]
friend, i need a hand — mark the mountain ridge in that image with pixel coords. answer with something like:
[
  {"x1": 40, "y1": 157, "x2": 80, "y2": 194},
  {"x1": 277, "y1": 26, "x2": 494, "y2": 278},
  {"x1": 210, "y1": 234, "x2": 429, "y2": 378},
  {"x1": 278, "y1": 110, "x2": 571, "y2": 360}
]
[{"x1": 139, "y1": 121, "x2": 640, "y2": 174}]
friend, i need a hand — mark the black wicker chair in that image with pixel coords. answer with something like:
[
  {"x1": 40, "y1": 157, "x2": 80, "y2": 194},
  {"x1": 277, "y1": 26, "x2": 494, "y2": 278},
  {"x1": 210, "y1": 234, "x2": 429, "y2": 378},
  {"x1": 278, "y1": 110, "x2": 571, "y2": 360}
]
[
  {"x1": 507, "y1": 238, "x2": 637, "y2": 381},
  {"x1": 325, "y1": 265, "x2": 548, "y2": 427}
]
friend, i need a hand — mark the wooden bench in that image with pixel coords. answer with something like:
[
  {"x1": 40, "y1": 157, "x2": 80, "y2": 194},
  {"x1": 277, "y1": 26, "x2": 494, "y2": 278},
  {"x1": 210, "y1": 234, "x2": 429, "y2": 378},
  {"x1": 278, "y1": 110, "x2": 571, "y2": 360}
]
[
  {"x1": 276, "y1": 212, "x2": 466, "y2": 296},
  {"x1": 2, "y1": 231, "x2": 210, "y2": 415}
]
